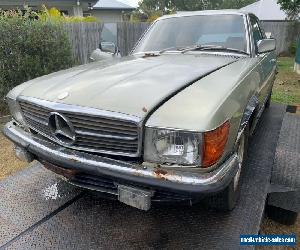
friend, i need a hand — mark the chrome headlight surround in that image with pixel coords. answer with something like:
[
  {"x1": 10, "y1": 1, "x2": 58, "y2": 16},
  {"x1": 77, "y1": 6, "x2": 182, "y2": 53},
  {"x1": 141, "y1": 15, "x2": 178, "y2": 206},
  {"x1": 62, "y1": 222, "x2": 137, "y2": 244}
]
[
  {"x1": 144, "y1": 127, "x2": 202, "y2": 166},
  {"x1": 6, "y1": 95, "x2": 25, "y2": 125}
]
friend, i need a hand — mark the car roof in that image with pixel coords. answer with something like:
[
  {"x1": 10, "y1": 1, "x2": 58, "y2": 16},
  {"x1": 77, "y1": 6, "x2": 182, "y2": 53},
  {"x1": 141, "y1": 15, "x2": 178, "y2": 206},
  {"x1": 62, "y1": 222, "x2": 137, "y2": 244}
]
[{"x1": 158, "y1": 9, "x2": 250, "y2": 20}]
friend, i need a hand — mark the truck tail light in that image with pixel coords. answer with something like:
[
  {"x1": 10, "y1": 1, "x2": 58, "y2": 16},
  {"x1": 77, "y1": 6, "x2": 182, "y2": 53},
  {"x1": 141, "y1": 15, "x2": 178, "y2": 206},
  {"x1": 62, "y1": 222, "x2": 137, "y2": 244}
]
[{"x1": 202, "y1": 121, "x2": 230, "y2": 167}]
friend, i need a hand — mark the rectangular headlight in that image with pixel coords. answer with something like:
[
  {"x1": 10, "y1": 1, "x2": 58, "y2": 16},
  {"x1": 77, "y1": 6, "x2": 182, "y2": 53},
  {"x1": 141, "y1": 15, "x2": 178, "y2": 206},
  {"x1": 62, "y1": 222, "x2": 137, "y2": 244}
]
[
  {"x1": 144, "y1": 127, "x2": 202, "y2": 166},
  {"x1": 6, "y1": 97, "x2": 25, "y2": 125}
]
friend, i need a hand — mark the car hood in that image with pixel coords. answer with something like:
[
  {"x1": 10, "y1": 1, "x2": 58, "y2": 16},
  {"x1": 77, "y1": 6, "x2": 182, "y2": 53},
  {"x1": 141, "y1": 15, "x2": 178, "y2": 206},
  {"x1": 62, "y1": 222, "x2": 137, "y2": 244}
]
[{"x1": 19, "y1": 54, "x2": 238, "y2": 119}]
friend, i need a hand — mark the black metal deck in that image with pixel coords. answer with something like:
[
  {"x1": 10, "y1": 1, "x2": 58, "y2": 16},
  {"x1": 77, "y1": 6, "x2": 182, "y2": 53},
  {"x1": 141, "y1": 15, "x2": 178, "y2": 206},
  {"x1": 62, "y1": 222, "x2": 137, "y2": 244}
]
[
  {"x1": 268, "y1": 111, "x2": 300, "y2": 213},
  {"x1": 0, "y1": 104, "x2": 288, "y2": 249}
]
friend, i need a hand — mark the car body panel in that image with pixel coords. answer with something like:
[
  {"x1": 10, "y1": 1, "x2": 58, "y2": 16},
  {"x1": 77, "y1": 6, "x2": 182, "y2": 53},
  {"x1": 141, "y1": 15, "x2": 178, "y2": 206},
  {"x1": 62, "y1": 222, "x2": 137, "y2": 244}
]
[
  {"x1": 145, "y1": 57, "x2": 259, "y2": 131},
  {"x1": 18, "y1": 54, "x2": 237, "y2": 121},
  {"x1": 145, "y1": 56, "x2": 259, "y2": 167},
  {"x1": 3, "y1": 11, "x2": 277, "y2": 202}
]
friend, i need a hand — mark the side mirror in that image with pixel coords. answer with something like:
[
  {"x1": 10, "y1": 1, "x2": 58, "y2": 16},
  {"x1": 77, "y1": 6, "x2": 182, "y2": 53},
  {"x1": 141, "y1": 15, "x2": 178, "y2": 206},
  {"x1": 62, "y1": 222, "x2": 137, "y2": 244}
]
[
  {"x1": 257, "y1": 39, "x2": 276, "y2": 54},
  {"x1": 100, "y1": 42, "x2": 118, "y2": 55}
]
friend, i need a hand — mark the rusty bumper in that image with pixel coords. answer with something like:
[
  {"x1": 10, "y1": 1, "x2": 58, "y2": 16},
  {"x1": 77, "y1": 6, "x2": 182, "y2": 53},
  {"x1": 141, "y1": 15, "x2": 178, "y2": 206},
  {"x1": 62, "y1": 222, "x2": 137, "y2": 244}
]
[{"x1": 3, "y1": 121, "x2": 239, "y2": 195}]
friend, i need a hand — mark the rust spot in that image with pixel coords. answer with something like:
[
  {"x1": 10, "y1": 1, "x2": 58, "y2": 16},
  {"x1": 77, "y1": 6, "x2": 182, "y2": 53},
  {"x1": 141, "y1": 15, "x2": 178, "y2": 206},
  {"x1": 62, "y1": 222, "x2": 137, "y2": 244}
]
[
  {"x1": 142, "y1": 53, "x2": 159, "y2": 58},
  {"x1": 154, "y1": 168, "x2": 168, "y2": 180},
  {"x1": 43, "y1": 161, "x2": 78, "y2": 179},
  {"x1": 155, "y1": 169, "x2": 168, "y2": 175},
  {"x1": 70, "y1": 157, "x2": 79, "y2": 162},
  {"x1": 142, "y1": 107, "x2": 148, "y2": 113}
]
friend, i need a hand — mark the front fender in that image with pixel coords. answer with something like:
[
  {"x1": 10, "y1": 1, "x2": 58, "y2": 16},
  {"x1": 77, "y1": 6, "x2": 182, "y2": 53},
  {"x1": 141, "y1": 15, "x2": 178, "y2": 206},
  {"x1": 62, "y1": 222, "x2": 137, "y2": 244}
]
[{"x1": 236, "y1": 95, "x2": 259, "y2": 141}]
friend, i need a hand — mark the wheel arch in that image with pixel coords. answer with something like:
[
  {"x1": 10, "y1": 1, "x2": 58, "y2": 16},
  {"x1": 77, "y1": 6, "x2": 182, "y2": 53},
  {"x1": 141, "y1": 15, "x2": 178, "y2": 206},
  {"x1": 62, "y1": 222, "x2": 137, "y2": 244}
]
[{"x1": 236, "y1": 95, "x2": 259, "y2": 143}]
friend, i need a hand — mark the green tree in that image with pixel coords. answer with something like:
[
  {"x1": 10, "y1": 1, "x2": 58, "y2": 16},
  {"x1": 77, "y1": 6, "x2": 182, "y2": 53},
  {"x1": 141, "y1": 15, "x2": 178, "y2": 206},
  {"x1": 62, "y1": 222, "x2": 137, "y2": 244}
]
[
  {"x1": 133, "y1": 0, "x2": 257, "y2": 21},
  {"x1": 171, "y1": 0, "x2": 255, "y2": 10},
  {"x1": 220, "y1": 0, "x2": 257, "y2": 9},
  {"x1": 277, "y1": 0, "x2": 300, "y2": 20},
  {"x1": 0, "y1": 8, "x2": 73, "y2": 114}
]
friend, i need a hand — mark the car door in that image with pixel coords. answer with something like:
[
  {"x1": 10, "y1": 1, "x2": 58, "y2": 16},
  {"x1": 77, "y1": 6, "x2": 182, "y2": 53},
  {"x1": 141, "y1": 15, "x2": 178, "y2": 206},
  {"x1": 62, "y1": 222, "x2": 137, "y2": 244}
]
[
  {"x1": 249, "y1": 15, "x2": 276, "y2": 108},
  {"x1": 256, "y1": 17, "x2": 277, "y2": 98}
]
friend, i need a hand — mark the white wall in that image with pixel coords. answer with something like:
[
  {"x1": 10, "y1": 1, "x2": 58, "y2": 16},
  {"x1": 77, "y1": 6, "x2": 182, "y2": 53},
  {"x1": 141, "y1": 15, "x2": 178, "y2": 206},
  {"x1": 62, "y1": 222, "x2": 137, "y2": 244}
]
[{"x1": 90, "y1": 10, "x2": 123, "y2": 22}]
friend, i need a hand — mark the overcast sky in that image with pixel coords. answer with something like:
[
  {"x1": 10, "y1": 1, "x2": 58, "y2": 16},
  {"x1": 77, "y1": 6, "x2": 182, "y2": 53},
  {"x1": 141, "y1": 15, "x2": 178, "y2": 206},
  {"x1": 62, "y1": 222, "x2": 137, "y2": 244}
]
[{"x1": 118, "y1": 0, "x2": 140, "y2": 7}]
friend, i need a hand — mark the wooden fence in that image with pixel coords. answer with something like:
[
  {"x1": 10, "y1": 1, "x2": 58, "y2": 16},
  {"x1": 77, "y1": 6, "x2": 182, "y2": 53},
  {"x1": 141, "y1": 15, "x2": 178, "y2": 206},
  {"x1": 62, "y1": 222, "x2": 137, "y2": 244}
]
[
  {"x1": 64, "y1": 21, "x2": 299, "y2": 64},
  {"x1": 64, "y1": 22, "x2": 104, "y2": 64},
  {"x1": 261, "y1": 21, "x2": 300, "y2": 55},
  {"x1": 117, "y1": 22, "x2": 150, "y2": 56},
  {"x1": 63, "y1": 22, "x2": 149, "y2": 64}
]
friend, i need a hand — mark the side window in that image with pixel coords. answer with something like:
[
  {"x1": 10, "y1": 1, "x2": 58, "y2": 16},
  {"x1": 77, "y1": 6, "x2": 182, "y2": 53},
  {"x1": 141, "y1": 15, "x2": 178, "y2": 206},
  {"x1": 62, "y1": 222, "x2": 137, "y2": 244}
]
[
  {"x1": 250, "y1": 16, "x2": 264, "y2": 53},
  {"x1": 257, "y1": 20, "x2": 267, "y2": 39}
]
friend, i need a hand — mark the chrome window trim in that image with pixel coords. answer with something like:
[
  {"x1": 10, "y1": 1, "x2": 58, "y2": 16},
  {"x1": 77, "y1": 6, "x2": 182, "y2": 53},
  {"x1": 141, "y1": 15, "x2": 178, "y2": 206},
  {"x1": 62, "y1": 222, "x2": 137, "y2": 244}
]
[
  {"x1": 17, "y1": 95, "x2": 143, "y2": 157},
  {"x1": 245, "y1": 14, "x2": 255, "y2": 57},
  {"x1": 248, "y1": 13, "x2": 267, "y2": 57},
  {"x1": 130, "y1": 21, "x2": 155, "y2": 55},
  {"x1": 132, "y1": 13, "x2": 251, "y2": 56},
  {"x1": 244, "y1": 14, "x2": 253, "y2": 56}
]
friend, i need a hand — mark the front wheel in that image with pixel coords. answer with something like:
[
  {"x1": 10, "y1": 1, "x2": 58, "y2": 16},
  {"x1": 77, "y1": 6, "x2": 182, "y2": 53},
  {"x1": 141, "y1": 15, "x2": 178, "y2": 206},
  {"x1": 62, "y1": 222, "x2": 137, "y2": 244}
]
[
  {"x1": 205, "y1": 126, "x2": 248, "y2": 211},
  {"x1": 265, "y1": 92, "x2": 272, "y2": 108}
]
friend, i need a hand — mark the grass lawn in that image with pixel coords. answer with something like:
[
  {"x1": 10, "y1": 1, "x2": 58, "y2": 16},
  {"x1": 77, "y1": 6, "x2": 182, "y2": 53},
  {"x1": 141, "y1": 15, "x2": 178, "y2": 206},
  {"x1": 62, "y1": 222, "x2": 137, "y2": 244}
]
[
  {"x1": 259, "y1": 218, "x2": 299, "y2": 249},
  {"x1": 0, "y1": 118, "x2": 27, "y2": 180},
  {"x1": 272, "y1": 57, "x2": 300, "y2": 106}
]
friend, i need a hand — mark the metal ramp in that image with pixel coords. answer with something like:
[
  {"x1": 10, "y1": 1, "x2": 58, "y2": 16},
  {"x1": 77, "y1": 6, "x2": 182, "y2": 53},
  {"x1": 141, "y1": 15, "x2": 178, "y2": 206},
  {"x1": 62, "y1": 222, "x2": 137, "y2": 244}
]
[
  {"x1": 0, "y1": 104, "x2": 292, "y2": 250},
  {"x1": 268, "y1": 111, "x2": 300, "y2": 214}
]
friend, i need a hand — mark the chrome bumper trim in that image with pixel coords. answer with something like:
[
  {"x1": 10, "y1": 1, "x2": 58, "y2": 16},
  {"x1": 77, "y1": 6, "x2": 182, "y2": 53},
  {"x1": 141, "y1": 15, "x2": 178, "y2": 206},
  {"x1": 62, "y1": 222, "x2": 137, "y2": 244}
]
[{"x1": 3, "y1": 121, "x2": 239, "y2": 193}]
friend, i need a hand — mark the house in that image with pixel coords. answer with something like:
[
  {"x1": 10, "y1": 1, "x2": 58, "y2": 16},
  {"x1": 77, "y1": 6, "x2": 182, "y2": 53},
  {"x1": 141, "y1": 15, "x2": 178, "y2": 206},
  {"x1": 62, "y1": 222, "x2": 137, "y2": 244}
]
[
  {"x1": 240, "y1": 0, "x2": 288, "y2": 21},
  {"x1": 0, "y1": 0, "x2": 97, "y2": 16},
  {"x1": 88, "y1": 0, "x2": 136, "y2": 22}
]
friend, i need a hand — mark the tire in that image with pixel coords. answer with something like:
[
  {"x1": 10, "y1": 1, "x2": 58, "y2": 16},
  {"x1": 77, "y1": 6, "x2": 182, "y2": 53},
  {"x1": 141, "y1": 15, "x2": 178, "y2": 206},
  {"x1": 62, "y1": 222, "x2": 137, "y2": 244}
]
[
  {"x1": 265, "y1": 92, "x2": 272, "y2": 108},
  {"x1": 266, "y1": 205, "x2": 298, "y2": 226},
  {"x1": 205, "y1": 125, "x2": 249, "y2": 211}
]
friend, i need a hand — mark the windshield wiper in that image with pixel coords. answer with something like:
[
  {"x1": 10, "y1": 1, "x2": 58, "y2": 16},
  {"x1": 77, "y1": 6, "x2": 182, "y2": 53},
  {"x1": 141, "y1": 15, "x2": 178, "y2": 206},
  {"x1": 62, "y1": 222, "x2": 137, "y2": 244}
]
[
  {"x1": 158, "y1": 44, "x2": 209, "y2": 54},
  {"x1": 159, "y1": 46, "x2": 188, "y2": 54},
  {"x1": 159, "y1": 44, "x2": 248, "y2": 55},
  {"x1": 182, "y1": 44, "x2": 249, "y2": 55}
]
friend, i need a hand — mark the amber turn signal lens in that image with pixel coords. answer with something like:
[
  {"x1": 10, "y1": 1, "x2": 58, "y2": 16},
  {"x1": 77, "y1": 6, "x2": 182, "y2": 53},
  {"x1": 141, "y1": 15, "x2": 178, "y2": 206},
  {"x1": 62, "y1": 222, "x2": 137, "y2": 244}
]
[{"x1": 202, "y1": 121, "x2": 230, "y2": 167}]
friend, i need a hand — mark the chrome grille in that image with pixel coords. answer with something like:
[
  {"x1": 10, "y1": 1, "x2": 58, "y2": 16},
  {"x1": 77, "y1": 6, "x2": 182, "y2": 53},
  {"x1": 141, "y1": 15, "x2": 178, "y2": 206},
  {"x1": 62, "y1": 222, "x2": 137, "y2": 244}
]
[
  {"x1": 20, "y1": 102, "x2": 53, "y2": 138},
  {"x1": 19, "y1": 98, "x2": 140, "y2": 157}
]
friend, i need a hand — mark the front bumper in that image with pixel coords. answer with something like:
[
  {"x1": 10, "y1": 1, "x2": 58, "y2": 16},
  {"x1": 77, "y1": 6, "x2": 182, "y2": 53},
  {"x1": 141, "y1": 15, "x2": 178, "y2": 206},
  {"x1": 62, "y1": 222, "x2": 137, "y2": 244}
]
[{"x1": 3, "y1": 121, "x2": 239, "y2": 196}]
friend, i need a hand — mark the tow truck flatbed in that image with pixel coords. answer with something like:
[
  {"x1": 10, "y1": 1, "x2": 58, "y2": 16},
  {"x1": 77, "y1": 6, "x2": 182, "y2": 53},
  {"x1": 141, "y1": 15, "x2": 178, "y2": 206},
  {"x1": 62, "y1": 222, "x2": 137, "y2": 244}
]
[{"x1": 0, "y1": 104, "x2": 298, "y2": 249}]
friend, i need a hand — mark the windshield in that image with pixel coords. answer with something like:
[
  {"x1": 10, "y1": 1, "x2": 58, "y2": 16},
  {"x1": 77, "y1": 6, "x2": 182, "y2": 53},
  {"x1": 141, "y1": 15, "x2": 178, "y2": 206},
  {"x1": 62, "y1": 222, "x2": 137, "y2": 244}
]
[{"x1": 133, "y1": 14, "x2": 247, "y2": 54}]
